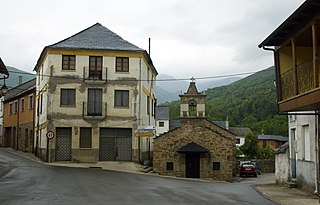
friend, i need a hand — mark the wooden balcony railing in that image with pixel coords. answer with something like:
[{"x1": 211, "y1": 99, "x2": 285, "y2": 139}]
[{"x1": 280, "y1": 57, "x2": 319, "y2": 101}]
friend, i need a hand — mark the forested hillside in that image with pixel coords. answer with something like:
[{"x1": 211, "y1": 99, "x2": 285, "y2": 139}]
[{"x1": 165, "y1": 66, "x2": 288, "y2": 136}]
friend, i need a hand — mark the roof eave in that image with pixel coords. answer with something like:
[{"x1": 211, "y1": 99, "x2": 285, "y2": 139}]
[{"x1": 258, "y1": 0, "x2": 320, "y2": 48}]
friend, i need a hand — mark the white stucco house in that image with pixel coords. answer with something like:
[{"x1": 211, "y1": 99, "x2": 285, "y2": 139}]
[
  {"x1": 155, "y1": 106, "x2": 169, "y2": 136},
  {"x1": 34, "y1": 23, "x2": 157, "y2": 163},
  {"x1": 288, "y1": 112, "x2": 318, "y2": 193}
]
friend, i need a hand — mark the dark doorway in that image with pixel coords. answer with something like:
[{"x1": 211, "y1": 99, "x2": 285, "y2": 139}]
[{"x1": 186, "y1": 153, "x2": 200, "y2": 178}]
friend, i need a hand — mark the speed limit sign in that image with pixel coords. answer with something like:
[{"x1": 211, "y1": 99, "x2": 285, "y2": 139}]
[{"x1": 46, "y1": 131, "x2": 55, "y2": 139}]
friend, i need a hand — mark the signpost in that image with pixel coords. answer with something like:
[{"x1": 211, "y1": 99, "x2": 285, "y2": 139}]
[
  {"x1": 46, "y1": 131, "x2": 55, "y2": 163},
  {"x1": 137, "y1": 126, "x2": 155, "y2": 162}
]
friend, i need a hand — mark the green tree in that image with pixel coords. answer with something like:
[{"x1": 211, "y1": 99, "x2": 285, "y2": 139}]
[
  {"x1": 240, "y1": 133, "x2": 260, "y2": 160},
  {"x1": 259, "y1": 146, "x2": 275, "y2": 159}
]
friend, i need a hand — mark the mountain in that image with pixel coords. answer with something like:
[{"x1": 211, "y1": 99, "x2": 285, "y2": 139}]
[
  {"x1": 156, "y1": 74, "x2": 242, "y2": 104},
  {"x1": 0, "y1": 66, "x2": 35, "y2": 89},
  {"x1": 166, "y1": 66, "x2": 288, "y2": 136}
]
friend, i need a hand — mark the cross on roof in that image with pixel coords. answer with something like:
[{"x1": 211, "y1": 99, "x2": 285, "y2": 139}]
[{"x1": 190, "y1": 77, "x2": 195, "y2": 82}]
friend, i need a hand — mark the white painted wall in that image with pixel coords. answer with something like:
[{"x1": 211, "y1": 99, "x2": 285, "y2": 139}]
[
  {"x1": 156, "y1": 120, "x2": 169, "y2": 136},
  {"x1": 288, "y1": 112, "x2": 317, "y2": 192}
]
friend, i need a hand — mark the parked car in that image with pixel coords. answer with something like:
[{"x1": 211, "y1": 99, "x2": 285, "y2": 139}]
[{"x1": 240, "y1": 162, "x2": 257, "y2": 177}]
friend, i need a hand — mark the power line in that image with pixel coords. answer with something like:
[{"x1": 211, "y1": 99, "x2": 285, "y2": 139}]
[{"x1": 4, "y1": 69, "x2": 269, "y2": 82}]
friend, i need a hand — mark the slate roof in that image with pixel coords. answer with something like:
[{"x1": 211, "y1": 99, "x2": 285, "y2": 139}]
[
  {"x1": 49, "y1": 23, "x2": 144, "y2": 51},
  {"x1": 212, "y1": 120, "x2": 228, "y2": 129},
  {"x1": 4, "y1": 78, "x2": 36, "y2": 102},
  {"x1": 156, "y1": 106, "x2": 169, "y2": 120},
  {"x1": 169, "y1": 120, "x2": 180, "y2": 130},
  {"x1": 258, "y1": 134, "x2": 288, "y2": 142},
  {"x1": 229, "y1": 127, "x2": 252, "y2": 138},
  {"x1": 34, "y1": 23, "x2": 157, "y2": 74},
  {"x1": 177, "y1": 142, "x2": 209, "y2": 153}
]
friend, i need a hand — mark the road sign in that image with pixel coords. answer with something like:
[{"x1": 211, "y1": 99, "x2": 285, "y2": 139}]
[
  {"x1": 139, "y1": 132, "x2": 154, "y2": 137},
  {"x1": 46, "y1": 131, "x2": 55, "y2": 139}
]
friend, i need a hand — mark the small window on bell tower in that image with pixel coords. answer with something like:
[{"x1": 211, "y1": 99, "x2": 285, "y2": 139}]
[{"x1": 189, "y1": 100, "x2": 197, "y2": 117}]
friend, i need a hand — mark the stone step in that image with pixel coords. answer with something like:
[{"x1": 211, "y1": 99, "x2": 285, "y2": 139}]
[{"x1": 285, "y1": 181, "x2": 298, "y2": 188}]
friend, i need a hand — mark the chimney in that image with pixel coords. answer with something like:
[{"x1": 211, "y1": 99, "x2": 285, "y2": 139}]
[{"x1": 18, "y1": 76, "x2": 23, "y2": 85}]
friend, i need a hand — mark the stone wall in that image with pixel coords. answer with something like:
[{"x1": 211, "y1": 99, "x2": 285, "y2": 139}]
[{"x1": 153, "y1": 118, "x2": 236, "y2": 181}]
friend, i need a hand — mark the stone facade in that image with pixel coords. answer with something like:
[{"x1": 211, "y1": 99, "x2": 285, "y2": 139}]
[{"x1": 153, "y1": 118, "x2": 236, "y2": 181}]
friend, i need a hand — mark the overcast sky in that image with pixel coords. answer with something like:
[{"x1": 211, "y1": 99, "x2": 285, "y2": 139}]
[{"x1": 0, "y1": 0, "x2": 305, "y2": 79}]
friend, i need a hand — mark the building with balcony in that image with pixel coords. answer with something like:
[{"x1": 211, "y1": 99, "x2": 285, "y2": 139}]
[
  {"x1": 34, "y1": 23, "x2": 157, "y2": 163},
  {"x1": 2, "y1": 78, "x2": 35, "y2": 152},
  {"x1": 259, "y1": 0, "x2": 320, "y2": 193}
]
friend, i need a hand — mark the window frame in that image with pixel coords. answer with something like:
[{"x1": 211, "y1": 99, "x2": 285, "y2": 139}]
[
  {"x1": 159, "y1": 121, "x2": 164, "y2": 127},
  {"x1": 62, "y1": 55, "x2": 76, "y2": 70},
  {"x1": 14, "y1": 101, "x2": 18, "y2": 113},
  {"x1": 21, "y1": 98, "x2": 25, "y2": 112},
  {"x1": 89, "y1": 56, "x2": 103, "y2": 79},
  {"x1": 9, "y1": 103, "x2": 13, "y2": 115},
  {"x1": 116, "y1": 57, "x2": 129, "y2": 72},
  {"x1": 60, "y1": 89, "x2": 76, "y2": 107},
  {"x1": 29, "y1": 95, "x2": 34, "y2": 110},
  {"x1": 80, "y1": 127, "x2": 92, "y2": 148},
  {"x1": 166, "y1": 162, "x2": 174, "y2": 171},
  {"x1": 87, "y1": 88, "x2": 102, "y2": 116},
  {"x1": 213, "y1": 162, "x2": 221, "y2": 171},
  {"x1": 114, "y1": 90, "x2": 129, "y2": 108}
]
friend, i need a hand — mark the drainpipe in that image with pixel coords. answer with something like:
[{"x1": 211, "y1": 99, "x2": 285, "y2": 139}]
[
  {"x1": 138, "y1": 58, "x2": 142, "y2": 164},
  {"x1": 261, "y1": 46, "x2": 280, "y2": 112},
  {"x1": 316, "y1": 111, "x2": 319, "y2": 196}
]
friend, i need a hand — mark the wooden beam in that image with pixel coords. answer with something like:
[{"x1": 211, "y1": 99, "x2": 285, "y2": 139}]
[{"x1": 291, "y1": 38, "x2": 298, "y2": 95}]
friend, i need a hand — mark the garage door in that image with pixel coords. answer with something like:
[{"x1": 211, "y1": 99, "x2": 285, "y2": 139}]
[{"x1": 99, "y1": 128, "x2": 132, "y2": 161}]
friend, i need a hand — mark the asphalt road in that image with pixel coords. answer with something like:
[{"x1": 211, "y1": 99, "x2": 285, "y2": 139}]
[{"x1": 0, "y1": 149, "x2": 278, "y2": 205}]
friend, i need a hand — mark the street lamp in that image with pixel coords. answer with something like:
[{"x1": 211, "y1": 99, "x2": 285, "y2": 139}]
[{"x1": 0, "y1": 58, "x2": 9, "y2": 97}]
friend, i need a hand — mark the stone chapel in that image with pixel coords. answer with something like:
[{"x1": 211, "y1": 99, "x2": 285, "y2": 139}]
[{"x1": 153, "y1": 81, "x2": 236, "y2": 180}]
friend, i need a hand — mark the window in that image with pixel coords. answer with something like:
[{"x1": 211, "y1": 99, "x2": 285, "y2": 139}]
[
  {"x1": 116, "y1": 57, "x2": 129, "y2": 72},
  {"x1": 62, "y1": 55, "x2": 76, "y2": 70},
  {"x1": 147, "y1": 68, "x2": 150, "y2": 82},
  {"x1": 80, "y1": 128, "x2": 92, "y2": 148},
  {"x1": 302, "y1": 125, "x2": 310, "y2": 161},
  {"x1": 9, "y1": 103, "x2": 13, "y2": 115},
  {"x1": 60, "y1": 89, "x2": 76, "y2": 106},
  {"x1": 159, "y1": 122, "x2": 164, "y2": 127},
  {"x1": 87, "y1": 89, "x2": 102, "y2": 116},
  {"x1": 147, "y1": 96, "x2": 150, "y2": 115},
  {"x1": 14, "y1": 101, "x2": 18, "y2": 113},
  {"x1": 166, "y1": 162, "x2": 174, "y2": 171},
  {"x1": 29, "y1": 95, "x2": 34, "y2": 109},
  {"x1": 89, "y1": 56, "x2": 102, "y2": 79},
  {"x1": 236, "y1": 138, "x2": 240, "y2": 144},
  {"x1": 262, "y1": 140, "x2": 267, "y2": 148},
  {"x1": 21, "y1": 98, "x2": 25, "y2": 112},
  {"x1": 188, "y1": 100, "x2": 197, "y2": 116},
  {"x1": 213, "y1": 162, "x2": 220, "y2": 171},
  {"x1": 40, "y1": 95, "x2": 43, "y2": 114},
  {"x1": 114, "y1": 90, "x2": 129, "y2": 107}
]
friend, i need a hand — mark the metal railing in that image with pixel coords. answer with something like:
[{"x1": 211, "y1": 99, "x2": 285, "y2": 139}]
[
  {"x1": 82, "y1": 101, "x2": 107, "y2": 117},
  {"x1": 83, "y1": 66, "x2": 107, "y2": 82}
]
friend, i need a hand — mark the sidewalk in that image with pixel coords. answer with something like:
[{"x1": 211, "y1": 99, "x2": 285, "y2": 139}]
[
  {"x1": 256, "y1": 184, "x2": 319, "y2": 205},
  {"x1": 3, "y1": 148, "x2": 320, "y2": 205}
]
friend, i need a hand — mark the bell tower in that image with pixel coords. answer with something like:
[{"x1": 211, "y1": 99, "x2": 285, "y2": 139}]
[{"x1": 179, "y1": 78, "x2": 206, "y2": 118}]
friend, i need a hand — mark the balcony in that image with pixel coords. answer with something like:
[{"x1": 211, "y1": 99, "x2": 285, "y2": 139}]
[
  {"x1": 83, "y1": 66, "x2": 107, "y2": 84},
  {"x1": 279, "y1": 56, "x2": 320, "y2": 111},
  {"x1": 82, "y1": 101, "x2": 107, "y2": 119}
]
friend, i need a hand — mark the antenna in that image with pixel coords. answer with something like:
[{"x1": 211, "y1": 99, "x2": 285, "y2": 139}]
[{"x1": 148, "y1": 37, "x2": 151, "y2": 57}]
